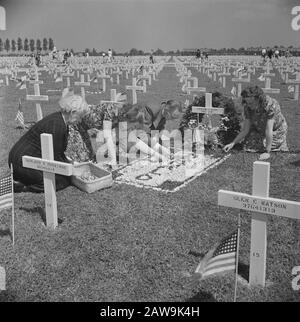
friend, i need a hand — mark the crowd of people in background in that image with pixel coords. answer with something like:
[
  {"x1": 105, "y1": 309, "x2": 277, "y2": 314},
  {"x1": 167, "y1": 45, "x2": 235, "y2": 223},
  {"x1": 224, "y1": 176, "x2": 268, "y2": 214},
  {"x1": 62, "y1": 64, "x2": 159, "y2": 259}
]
[{"x1": 261, "y1": 47, "x2": 292, "y2": 61}]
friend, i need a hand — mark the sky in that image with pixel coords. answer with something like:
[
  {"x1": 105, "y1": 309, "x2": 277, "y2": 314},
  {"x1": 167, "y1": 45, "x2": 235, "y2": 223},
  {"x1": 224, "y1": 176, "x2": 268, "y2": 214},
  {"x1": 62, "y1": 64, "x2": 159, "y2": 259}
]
[{"x1": 0, "y1": 0, "x2": 299, "y2": 52}]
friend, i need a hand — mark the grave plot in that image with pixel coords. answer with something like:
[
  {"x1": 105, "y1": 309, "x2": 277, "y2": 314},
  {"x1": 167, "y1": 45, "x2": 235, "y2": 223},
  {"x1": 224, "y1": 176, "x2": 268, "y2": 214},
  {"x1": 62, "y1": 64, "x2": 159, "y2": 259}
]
[{"x1": 114, "y1": 152, "x2": 231, "y2": 193}]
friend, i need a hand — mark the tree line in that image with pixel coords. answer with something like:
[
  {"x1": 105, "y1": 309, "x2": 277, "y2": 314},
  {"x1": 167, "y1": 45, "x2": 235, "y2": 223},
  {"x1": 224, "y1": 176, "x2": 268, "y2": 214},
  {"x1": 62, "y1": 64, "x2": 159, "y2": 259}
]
[{"x1": 0, "y1": 38, "x2": 55, "y2": 54}]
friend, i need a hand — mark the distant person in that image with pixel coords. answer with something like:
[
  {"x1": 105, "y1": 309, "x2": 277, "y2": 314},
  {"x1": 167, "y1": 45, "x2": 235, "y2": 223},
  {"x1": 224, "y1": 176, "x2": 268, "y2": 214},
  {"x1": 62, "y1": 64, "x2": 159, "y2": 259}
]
[
  {"x1": 267, "y1": 48, "x2": 273, "y2": 60},
  {"x1": 196, "y1": 49, "x2": 201, "y2": 59},
  {"x1": 35, "y1": 51, "x2": 41, "y2": 66},
  {"x1": 108, "y1": 48, "x2": 113, "y2": 62},
  {"x1": 52, "y1": 46, "x2": 58, "y2": 60},
  {"x1": 274, "y1": 49, "x2": 280, "y2": 59},
  {"x1": 149, "y1": 53, "x2": 154, "y2": 64},
  {"x1": 261, "y1": 48, "x2": 267, "y2": 61}
]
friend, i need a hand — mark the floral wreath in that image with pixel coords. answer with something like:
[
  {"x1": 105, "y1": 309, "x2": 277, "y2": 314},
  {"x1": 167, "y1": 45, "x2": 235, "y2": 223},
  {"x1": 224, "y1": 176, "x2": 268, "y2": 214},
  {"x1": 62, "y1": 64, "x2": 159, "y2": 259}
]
[{"x1": 179, "y1": 92, "x2": 241, "y2": 149}]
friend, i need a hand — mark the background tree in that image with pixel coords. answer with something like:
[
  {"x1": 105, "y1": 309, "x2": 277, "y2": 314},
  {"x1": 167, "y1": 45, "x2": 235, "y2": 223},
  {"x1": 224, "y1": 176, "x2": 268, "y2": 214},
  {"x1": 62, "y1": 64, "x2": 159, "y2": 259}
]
[
  {"x1": 92, "y1": 48, "x2": 97, "y2": 56},
  {"x1": 0, "y1": 38, "x2": 3, "y2": 53},
  {"x1": 11, "y1": 39, "x2": 16, "y2": 52},
  {"x1": 24, "y1": 38, "x2": 29, "y2": 52},
  {"x1": 42, "y1": 38, "x2": 48, "y2": 52},
  {"x1": 48, "y1": 38, "x2": 54, "y2": 51},
  {"x1": 129, "y1": 48, "x2": 139, "y2": 56},
  {"x1": 4, "y1": 38, "x2": 10, "y2": 53},
  {"x1": 17, "y1": 37, "x2": 22, "y2": 52},
  {"x1": 36, "y1": 39, "x2": 41, "y2": 51},
  {"x1": 29, "y1": 39, "x2": 35, "y2": 52},
  {"x1": 153, "y1": 48, "x2": 164, "y2": 55}
]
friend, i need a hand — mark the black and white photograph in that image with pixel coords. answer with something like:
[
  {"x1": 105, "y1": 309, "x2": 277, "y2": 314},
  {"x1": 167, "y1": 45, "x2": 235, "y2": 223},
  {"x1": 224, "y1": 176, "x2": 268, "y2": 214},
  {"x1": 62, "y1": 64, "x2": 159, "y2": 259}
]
[{"x1": 0, "y1": 0, "x2": 299, "y2": 305}]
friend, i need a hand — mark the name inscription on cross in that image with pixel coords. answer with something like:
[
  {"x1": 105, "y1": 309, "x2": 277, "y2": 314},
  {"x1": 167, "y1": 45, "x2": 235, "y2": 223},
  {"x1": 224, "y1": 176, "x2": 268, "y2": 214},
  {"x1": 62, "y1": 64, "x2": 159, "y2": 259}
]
[
  {"x1": 192, "y1": 92, "x2": 224, "y2": 129},
  {"x1": 26, "y1": 68, "x2": 49, "y2": 121},
  {"x1": 22, "y1": 134, "x2": 74, "y2": 229},
  {"x1": 218, "y1": 161, "x2": 300, "y2": 287}
]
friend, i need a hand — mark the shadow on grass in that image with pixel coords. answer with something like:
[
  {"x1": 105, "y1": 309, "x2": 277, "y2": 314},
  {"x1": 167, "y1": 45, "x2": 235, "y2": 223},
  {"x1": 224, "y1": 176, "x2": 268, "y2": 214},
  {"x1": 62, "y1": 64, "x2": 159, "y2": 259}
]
[
  {"x1": 19, "y1": 207, "x2": 63, "y2": 225},
  {"x1": 238, "y1": 262, "x2": 249, "y2": 282},
  {"x1": 185, "y1": 290, "x2": 217, "y2": 302},
  {"x1": 291, "y1": 158, "x2": 300, "y2": 167}
]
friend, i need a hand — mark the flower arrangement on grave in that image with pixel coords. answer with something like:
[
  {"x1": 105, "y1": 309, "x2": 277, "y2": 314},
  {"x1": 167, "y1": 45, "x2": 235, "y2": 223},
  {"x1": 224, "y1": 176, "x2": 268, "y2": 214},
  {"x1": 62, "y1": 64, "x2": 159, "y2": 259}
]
[{"x1": 179, "y1": 92, "x2": 241, "y2": 149}]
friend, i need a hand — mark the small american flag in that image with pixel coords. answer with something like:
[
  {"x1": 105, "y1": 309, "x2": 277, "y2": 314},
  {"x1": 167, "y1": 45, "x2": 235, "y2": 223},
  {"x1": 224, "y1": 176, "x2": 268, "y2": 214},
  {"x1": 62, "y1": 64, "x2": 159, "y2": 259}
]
[
  {"x1": 195, "y1": 230, "x2": 238, "y2": 279},
  {"x1": 231, "y1": 86, "x2": 237, "y2": 97},
  {"x1": 116, "y1": 92, "x2": 127, "y2": 102},
  {"x1": 16, "y1": 76, "x2": 27, "y2": 90},
  {"x1": 288, "y1": 85, "x2": 295, "y2": 93},
  {"x1": 0, "y1": 175, "x2": 13, "y2": 211},
  {"x1": 15, "y1": 99, "x2": 26, "y2": 128}
]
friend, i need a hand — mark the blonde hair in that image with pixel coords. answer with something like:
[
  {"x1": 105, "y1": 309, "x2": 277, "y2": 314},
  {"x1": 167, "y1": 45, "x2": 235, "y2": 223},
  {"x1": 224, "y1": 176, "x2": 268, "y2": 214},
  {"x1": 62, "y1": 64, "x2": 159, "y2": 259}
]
[{"x1": 59, "y1": 88, "x2": 89, "y2": 115}]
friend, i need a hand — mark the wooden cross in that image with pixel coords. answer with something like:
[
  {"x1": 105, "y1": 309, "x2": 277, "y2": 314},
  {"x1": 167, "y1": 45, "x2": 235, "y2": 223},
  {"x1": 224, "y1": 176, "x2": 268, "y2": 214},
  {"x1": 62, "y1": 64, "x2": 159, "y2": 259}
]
[
  {"x1": 100, "y1": 88, "x2": 125, "y2": 105},
  {"x1": 185, "y1": 76, "x2": 206, "y2": 95},
  {"x1": 218, "y1": 161, "x2": 300, "y2": 287},
  {"x1": 137, "y1": 75, "x2": 148, "y2": 93},
  {"x1": 26, "y1": 68, "x2": 49, "y2": 121},
  {"x1": 286, "y1": 71, "x2": 300, "y2": 100},
  {"x1": 125, "y1": 77, "x2": 145, "y2": 105},
  {"x1": 262, "y1": 76, "x2": 280, "y2": 95},
  {"x1": 61, "y1": 69, "x2": 74, "y2": 88},
  {"x1": 191, "y1": 92, "x2": 224, "y2": 129},
  {"x1": 74, "y1": 74, "x2": 90, "y2": 99},
  {"x1": 97, "y1": 72, "x2": 110, "y2": 92},
  {"x1": 232, "y1": 73, "x2": 251, "y2": 97},
  {"x1": 22, "y1": 133, "x2": 73, "y2": 229},
  {"x1": 218, "y1": 67, "x2": 231, "y2": 88}
]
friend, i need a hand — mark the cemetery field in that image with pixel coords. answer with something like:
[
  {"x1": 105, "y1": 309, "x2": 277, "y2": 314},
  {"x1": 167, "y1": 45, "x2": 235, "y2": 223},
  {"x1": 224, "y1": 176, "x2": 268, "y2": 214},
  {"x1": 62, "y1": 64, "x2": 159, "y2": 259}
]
[{"x1": 0, "y1": 59, "x2": 299, "y2": 302}]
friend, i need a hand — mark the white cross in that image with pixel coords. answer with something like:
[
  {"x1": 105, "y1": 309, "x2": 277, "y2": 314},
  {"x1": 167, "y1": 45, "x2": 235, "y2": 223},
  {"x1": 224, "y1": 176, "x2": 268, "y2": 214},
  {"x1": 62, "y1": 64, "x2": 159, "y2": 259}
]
[
  {"x1": 26, "y1": 68, "x2": 49, "y2": 121},
  {"x1": 232, "y1": 73, "x2": 251, "y2": 97},
  {"x1": 74, "y1": 74, "x2": 90, "y2": 98},
  {"x1": 125, "y1": 77, "x2": 145, "y2": 105},
  {"x1": 22, "y1": 133, "x2": 74, "y2": 229},
  {"x1": 192, "y1": 92, "x2": 224, "y2": 129},
  {"x1": 218, "y1": 161, "x2": 300, "y2": 287}
]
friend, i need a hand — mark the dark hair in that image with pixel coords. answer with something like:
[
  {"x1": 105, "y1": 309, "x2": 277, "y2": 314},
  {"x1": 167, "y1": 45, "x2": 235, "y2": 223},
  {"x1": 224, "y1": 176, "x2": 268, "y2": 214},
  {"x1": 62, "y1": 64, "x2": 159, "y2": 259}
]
[{"x1": 241, "y1": 86, "x2": 267, "y2": 109}]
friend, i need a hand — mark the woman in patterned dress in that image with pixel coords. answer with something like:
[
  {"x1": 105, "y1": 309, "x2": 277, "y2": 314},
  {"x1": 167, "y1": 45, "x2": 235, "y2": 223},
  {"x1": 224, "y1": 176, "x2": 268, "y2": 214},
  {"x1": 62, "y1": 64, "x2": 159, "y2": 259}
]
[{"x1": 223, "y1": 86, "x2": 289, "y2": 160}]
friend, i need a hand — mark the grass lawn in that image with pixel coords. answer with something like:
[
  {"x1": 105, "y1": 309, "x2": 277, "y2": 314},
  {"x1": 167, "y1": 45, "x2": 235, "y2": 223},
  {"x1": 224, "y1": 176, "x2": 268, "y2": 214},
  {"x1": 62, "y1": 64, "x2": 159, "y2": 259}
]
[{"x1": 0, "y1": 59, "x2": 299, "y2": 302}]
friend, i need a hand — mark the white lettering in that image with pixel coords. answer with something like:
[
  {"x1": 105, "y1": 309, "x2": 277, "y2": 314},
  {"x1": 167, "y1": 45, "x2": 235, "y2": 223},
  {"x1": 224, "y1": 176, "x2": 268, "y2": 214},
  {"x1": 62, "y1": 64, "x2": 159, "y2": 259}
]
[{"x1": 291, "y1": 6, "x2": 300, "y2": 31}]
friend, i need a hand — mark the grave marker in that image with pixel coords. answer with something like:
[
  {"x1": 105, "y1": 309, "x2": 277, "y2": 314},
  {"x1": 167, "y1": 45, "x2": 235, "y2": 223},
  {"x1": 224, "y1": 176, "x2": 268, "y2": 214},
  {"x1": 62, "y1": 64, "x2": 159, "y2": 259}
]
[
  {"x1": 218, "y1": 161, "x2": 300, "y2": 286},
  {"x1": 22, "y1": 134, "x2": 73, "y2": 229},
  {"x1": 74, "y1": 74, "x2": 90, "y2": 98},
  {"x1": 26, "y1": 69, "x2": 49, "y2": 121},
  {"x1": 192, "y1": 92, "x2": 224, "y2": 129},
  {"x1": 126, "y1": 77, "x2": 145, "y2": 105}
]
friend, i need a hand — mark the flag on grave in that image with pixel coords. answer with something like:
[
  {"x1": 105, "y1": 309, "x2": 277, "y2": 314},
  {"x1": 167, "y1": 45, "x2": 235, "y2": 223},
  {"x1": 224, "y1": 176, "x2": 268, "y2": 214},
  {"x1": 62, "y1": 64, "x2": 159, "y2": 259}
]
[
  {"x1": 116, "y1": 92, "x2": 127, "y2": 102},
  {"x1": 15, "y1": 99, "x2": 26, "y2": 128},
  {"x1": 0, "y1": 166, "x2": 15, "y2": 245},
  {"x1": 194, "y1": 230, "x2": 238, "y2": 279},
  {"x1": 91, "y1": 76, "x2": 98, "y2": 83},
  {"x1": 0, "y1": 266, "x2": 5, "y2": 290},
  {"x1": 55, "y1": 75, "x2": 63, "y2": 82},
  {"x1": 0, "y1": 175, "x2": 13, "y2": 211},
  {"x1": 231, "y1": 86, "x2": 237, "y2": 96},
  {"x1": 288, "y1": 85, "x2": 295, "y2": 93},
  {"x1": 258, "y1": 74, "x2": 265, "y2": 82},
  {"x1": 16, "y1": 76, "x2": 27, "y2": 90}
]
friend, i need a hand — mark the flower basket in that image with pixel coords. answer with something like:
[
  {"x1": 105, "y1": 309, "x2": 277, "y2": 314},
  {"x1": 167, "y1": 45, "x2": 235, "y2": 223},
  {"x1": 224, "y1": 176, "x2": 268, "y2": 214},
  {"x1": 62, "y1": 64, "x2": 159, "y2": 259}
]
[{"x1": 71, "y1": 162, "x2": 113, "y2": 193}]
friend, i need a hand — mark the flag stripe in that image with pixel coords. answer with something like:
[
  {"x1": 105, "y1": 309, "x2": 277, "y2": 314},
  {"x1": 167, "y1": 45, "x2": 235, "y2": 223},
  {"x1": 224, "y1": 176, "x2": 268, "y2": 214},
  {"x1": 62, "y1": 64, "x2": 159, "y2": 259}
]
[
  {"x1": 205, "y1": 252, "x2": 235, "y2": 264},
  {"x1": 205, "y1": 257, "x2": 236, "y2": 271},
  {"x1": 203, "y1": 265, "x2": 236, "y2": 277}
]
